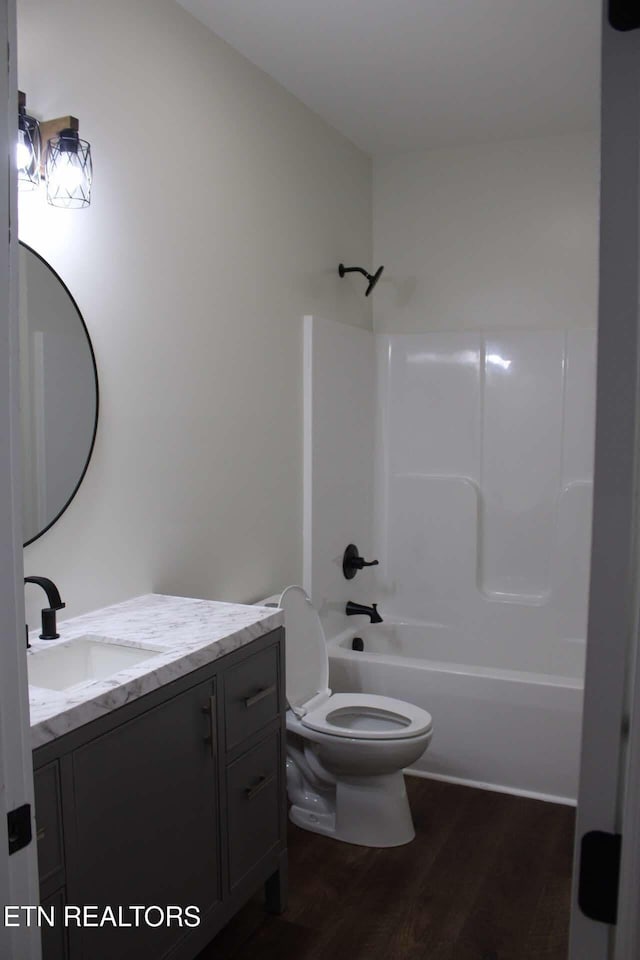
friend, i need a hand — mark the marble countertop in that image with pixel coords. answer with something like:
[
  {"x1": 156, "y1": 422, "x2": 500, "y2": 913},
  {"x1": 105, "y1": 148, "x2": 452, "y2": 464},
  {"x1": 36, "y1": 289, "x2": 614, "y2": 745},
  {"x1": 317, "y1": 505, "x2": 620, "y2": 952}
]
[{"x1": 28, "y1": 593, "x2": 283, "y2": 749}]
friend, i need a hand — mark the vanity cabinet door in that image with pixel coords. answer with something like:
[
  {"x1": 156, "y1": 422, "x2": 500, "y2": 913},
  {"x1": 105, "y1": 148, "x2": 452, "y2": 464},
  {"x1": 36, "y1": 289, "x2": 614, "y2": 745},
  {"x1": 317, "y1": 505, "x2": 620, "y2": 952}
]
[
  {"x1": 41, "y1": 889, "x2": 69, "y2": 960},
  {"x1": 34, "y1": 761, "x2": 65, "y2": 897},
  {"x1": 68, "y1": 678, "x2": 220, "y2": 960}
]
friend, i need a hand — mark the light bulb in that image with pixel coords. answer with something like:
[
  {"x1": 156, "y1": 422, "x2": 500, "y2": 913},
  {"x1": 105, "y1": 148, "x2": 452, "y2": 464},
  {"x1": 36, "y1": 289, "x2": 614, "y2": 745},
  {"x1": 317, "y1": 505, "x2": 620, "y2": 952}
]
[
  {"x1": 17, "y1": 94, "x2": 41, "y2": 189},
  {"x1": 16, "y1": 132, "x2": 32, "y2": 172},
  {"x1": 50, "y1": 156, "x2": 84, "y2": 193}
]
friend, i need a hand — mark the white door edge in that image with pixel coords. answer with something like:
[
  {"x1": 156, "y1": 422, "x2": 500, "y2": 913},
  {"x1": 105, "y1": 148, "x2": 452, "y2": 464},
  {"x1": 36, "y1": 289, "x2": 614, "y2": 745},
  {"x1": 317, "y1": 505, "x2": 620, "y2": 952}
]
[
  {"x1": 0, "y1": 0, "x2": 41, "y2": 956},
  {"x1": 570, "y1": 8, "x2": 640, "y2": 960}
]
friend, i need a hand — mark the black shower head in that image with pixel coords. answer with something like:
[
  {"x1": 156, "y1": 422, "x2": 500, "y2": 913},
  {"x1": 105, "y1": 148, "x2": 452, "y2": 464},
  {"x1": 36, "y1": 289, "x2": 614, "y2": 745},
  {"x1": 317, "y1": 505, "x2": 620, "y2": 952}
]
[
  {"x1": 365, "y1": 264, "x2": 384, "y2": 296},
  {"x1": 338, "y1": 263, "x2": 385, "y2": 297}
]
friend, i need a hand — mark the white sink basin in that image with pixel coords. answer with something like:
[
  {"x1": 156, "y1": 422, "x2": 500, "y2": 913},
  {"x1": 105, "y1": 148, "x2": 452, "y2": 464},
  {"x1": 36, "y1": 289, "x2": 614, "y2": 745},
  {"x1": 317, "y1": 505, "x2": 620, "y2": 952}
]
[{"x1": 27, "y1": 635, "x2": 163, "y2": 691}]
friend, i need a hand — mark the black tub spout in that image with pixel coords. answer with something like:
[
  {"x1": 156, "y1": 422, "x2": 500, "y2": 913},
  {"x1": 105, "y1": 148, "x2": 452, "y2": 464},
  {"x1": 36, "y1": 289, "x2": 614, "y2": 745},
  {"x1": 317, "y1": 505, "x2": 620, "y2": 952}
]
[{"x1": 345, "y1": 601, "x2": 383, "y2": 624}]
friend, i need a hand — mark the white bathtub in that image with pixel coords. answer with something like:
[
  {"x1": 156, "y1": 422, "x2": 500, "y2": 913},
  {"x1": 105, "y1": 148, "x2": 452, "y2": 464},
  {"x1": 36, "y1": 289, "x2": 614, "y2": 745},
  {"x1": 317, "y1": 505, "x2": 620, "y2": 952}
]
[{"x1": 327, "y1": 622, "x2": 583, "y2": 804}]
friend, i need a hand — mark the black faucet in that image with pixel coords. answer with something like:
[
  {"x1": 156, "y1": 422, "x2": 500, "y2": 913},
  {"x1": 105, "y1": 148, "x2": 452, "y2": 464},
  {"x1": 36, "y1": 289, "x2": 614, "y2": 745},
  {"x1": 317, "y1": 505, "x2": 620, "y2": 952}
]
[
  {"x1": 342, "y1": 544, "x2": 379, "y2": 580},
  {"x1": 345, "y1": 601, "x2": 383, "y2": 624},
  {"x1": 24, "y1": 576, "x2": 65, "y2": 643}
]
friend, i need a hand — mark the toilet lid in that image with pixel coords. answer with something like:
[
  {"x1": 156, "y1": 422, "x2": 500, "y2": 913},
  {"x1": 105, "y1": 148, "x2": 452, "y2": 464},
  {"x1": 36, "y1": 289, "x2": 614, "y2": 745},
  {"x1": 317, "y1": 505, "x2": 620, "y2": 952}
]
[
  {"x1": 302, "y1": 693, "x2": 433, "y2": 741},
  {"x1": 280, "y1": 585, "x2": 330, "y2": 714}
]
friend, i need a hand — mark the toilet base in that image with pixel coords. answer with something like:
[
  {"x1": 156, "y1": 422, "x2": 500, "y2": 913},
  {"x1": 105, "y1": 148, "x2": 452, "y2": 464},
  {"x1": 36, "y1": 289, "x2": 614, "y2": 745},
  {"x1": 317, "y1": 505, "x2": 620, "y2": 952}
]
[
  {"x1": 289, "y1": 771, "x2": 415, "y2": 847},
  {"x1": 289, "y1": 805, "x2": 337, "y2": 838}
]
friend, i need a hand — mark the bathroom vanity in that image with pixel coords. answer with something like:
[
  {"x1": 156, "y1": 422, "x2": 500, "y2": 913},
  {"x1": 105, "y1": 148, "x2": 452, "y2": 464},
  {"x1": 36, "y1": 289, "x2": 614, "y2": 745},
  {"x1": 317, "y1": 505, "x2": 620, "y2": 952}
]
[{"x1": 27, "y1": 594, "x2": 287, "y2": 960}]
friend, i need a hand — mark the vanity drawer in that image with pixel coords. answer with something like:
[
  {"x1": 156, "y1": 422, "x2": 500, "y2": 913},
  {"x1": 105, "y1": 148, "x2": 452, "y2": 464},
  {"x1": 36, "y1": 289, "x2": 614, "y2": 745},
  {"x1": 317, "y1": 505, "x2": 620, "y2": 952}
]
[
  {"x1": 224, "y1": 644, "x2": 280, "y2": 750},
  {"x1": 34, "y1": 761, "x2": 65, "y2": 893},
  {"x1": 227, "y1": 732, "x2": 281, "y2": 889}
]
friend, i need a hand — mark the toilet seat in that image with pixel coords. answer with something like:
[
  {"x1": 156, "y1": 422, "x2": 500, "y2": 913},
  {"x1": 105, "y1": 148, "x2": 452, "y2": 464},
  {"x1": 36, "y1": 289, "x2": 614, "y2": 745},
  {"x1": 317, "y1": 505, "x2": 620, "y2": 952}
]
[
  {"x1": 280, "y1": 585, "x2": 331, "y2": 715},
  {"x1": 301, "y1": 692, "x2": 433, "y2": 741},
  {"x1": 279, "y1": 585, "x2": 433, "y2": 743}
]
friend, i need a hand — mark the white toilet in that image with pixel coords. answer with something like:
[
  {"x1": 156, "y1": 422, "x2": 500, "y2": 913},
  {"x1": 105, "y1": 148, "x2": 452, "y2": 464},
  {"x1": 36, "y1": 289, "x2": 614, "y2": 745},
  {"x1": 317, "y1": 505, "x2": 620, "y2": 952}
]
[{"x1": 279, "y1": 585, "x2": 433, "y2": 848}]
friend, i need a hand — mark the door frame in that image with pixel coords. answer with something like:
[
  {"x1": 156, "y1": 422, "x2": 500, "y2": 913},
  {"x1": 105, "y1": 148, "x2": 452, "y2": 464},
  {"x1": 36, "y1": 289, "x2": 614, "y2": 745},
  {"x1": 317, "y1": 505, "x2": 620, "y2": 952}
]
[
  {"x1": 570, "y1": 6, "x2": 640, "y2": 960},
  {"x1": 0, "y1": 0, "x2": 41, "y2": 956},
  {"x1": 614, "y1": 623, "x2": 640, "y2": 958}
]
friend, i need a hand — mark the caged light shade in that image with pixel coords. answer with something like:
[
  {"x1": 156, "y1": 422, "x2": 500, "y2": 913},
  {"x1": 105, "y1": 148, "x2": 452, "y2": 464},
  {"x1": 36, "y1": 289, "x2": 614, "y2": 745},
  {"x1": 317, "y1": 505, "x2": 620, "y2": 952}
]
[
  {"x1": 45, "y1": 126, "x2": 92, "y2": 209},
  {"x1": 17, "y1": 91, "x2": 41, "y2": 191}
]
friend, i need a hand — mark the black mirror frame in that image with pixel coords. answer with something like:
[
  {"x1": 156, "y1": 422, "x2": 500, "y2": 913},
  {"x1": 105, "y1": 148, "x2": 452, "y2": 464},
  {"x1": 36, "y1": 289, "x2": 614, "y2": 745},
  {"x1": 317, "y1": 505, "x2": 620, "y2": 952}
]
[{"x1": 20, "y1": 241, "x2": 99, "y2": 547}]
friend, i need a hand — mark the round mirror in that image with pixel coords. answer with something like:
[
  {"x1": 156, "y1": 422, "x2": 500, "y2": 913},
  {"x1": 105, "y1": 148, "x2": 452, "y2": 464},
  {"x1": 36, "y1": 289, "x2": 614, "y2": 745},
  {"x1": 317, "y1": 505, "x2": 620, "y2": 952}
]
[{"x1": 19, "y1": 242, "x2": 98, "y2": 546}]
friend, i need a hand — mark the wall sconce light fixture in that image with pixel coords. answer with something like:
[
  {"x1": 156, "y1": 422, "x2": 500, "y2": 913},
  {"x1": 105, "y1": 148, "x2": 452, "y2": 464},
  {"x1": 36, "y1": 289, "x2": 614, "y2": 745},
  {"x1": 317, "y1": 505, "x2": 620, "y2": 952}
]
[
  {"x1": 18, "y1": 93, "x2": 93, "y2": 209},
  {"x1": 17, "y1": 92, "x2": 41, "y2": 191},
  {"x1": 43, "y1": 117, "x2": 92, "y2": 209}
]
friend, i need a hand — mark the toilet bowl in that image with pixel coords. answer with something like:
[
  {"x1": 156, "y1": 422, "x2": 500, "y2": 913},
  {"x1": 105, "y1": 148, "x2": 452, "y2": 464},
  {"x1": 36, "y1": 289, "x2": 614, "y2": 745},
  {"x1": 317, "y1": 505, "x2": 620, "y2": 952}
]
[{"x1": 278, "y1": 585, "x2": 433, "y2": 847}]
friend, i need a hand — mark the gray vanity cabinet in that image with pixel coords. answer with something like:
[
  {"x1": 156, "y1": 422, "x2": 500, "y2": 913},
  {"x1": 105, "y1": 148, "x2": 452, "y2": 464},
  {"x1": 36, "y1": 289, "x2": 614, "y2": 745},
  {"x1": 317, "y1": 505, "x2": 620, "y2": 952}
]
[
  {"x1": 70, "y1": 677, "x2": 220, "y2": 960},
  {"x1": 33, "y1": 628, "x2": 287, "y2": 960}
]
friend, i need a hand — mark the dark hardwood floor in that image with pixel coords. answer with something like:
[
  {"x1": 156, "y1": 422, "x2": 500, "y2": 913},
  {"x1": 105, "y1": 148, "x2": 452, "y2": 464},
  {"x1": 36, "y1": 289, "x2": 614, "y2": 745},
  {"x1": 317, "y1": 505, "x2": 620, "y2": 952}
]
[{"x1": 200, "y1": 777, "x2": 575, "y2": 960}]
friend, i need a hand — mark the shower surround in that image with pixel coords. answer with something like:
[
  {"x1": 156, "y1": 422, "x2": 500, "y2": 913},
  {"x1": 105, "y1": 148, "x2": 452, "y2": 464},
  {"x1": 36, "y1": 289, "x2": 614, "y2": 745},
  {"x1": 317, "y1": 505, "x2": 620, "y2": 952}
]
[
  {"x1": 377, "y1": 328, "x2": 595, "y2": 675},
  {"x1": 305, "y1": 316, "x2": 596, "y2": 802}
]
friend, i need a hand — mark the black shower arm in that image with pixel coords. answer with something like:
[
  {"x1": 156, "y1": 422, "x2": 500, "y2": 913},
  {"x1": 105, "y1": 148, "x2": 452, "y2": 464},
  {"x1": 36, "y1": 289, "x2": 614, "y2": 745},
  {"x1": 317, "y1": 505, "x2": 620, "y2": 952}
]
[
  {"x1": 339, "y1": 262, "x2": 384, "y2": 296},
  {"x1": 340, "y1": 265, "x2": 372, "y2": 279}
]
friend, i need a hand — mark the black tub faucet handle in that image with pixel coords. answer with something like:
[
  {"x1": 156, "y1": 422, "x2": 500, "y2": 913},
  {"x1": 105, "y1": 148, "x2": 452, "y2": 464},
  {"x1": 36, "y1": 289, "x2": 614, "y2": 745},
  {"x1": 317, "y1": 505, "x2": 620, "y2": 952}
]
[{"x1": 343, "y1": 544, "x2": 379, "y2": 580}]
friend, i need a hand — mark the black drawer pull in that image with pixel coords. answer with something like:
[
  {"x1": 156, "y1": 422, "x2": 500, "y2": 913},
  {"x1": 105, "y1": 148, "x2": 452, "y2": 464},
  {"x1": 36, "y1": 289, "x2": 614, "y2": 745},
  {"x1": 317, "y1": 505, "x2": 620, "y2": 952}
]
[
  {"x1": 245, "y1": 774, "x2": 275, "y2": 801},
  {"x1": 244, "y1": 684, "x2": 276, "y2": 709},
  {"x1": 201, "y1": 695, "x2": 217, "y2": 757}
]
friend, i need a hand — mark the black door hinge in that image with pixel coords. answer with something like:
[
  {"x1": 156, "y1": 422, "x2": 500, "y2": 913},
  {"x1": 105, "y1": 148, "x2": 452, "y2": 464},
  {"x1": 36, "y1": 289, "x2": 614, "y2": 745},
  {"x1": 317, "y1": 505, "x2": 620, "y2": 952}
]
[
  {"x1": 578, "y1": 830, "x2": 622, "y2": 924},
  {"x1": 609, "y1": 1, "x2": 640, "y2": 31},
  {"x1": 7, "y1": 803, "x2": 32, "y2": 855}
]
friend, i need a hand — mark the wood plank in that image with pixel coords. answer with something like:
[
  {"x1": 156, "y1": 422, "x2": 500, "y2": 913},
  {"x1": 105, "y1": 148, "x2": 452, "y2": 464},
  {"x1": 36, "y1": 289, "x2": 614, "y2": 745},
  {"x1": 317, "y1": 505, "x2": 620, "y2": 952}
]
[{"x1": 199, "y1": 778, "x2": 574, "y2": 960}]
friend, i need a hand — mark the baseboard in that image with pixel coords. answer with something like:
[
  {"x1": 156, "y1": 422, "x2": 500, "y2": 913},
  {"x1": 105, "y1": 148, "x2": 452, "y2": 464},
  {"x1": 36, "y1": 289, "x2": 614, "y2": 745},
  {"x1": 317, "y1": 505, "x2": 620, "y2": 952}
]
[{"x1": 404, "y1": 767, "x2": 577, "y2": 807}]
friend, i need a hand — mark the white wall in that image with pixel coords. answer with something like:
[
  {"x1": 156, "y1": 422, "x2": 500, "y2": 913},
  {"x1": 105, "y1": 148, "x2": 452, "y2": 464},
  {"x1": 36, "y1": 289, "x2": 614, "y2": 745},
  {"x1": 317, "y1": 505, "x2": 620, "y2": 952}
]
[
  {"x1": 18, "y1": 0, "x2": 371, "y2": 627},
  {"x1": 303, "y1": 316, "x2": 376, "y2": 640},
  {"x1": 373, "y1": 132, "x2": 599, "y2": 333}
]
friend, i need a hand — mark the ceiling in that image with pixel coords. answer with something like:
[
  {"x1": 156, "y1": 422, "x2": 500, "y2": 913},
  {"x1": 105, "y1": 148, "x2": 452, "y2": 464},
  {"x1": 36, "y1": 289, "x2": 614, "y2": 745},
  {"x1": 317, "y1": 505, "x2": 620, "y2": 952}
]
[{"x1": 176, "y1": 0, "x2": 600, "y2": 156}]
